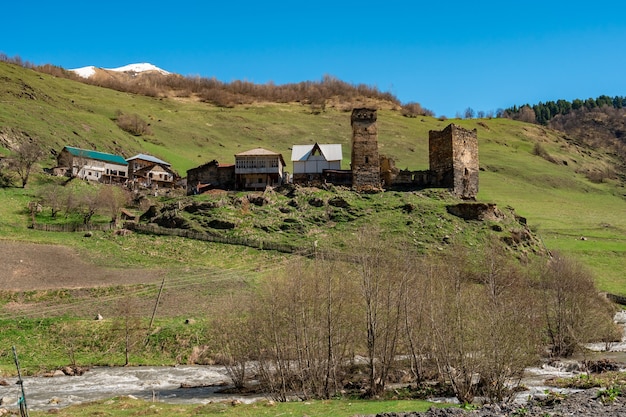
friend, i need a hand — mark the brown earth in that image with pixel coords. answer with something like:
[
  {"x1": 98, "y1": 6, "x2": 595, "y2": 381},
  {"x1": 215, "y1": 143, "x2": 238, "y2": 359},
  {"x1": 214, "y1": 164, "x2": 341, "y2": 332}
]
[
  {"x1": 0, "y1": 240, "x2": 245, "y2": 318},
  {"x1": 0, "y1": 240, "x2": 163, "y2": 290}
]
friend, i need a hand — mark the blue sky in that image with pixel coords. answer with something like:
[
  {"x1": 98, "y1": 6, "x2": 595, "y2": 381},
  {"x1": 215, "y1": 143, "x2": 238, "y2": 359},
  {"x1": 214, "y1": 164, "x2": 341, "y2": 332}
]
[{"x1": 3, "y1": 1, "x2": 626, "y2": 117}]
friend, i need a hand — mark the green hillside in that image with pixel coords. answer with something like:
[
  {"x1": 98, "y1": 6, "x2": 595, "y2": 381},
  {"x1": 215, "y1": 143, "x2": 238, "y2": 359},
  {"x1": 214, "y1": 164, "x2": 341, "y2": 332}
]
[{"x1": 1, "y1": 61, "x2": 624, "y2": 293}]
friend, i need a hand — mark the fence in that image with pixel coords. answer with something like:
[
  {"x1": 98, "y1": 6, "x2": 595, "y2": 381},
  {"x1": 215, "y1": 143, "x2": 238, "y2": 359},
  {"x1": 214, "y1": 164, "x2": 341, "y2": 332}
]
[
  {"x1": 125, "y1": 223, "x2": 303, "y2": 255},
  {"x1": 30, "y1": 222, "x2": 117, "y2": 233},
  {"x1": 30, "y1": 221, "x2": 311, "y2": 255}
]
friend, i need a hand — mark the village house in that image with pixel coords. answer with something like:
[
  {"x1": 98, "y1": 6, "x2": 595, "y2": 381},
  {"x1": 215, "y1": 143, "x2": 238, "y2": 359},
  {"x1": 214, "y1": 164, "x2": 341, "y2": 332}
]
[
  {"x1": 126, "y1": 154, "x2": 176, "y2": 189},
  {"x1": 184, "y1": 108, "x2": 479, "y2": 198},
  {"x1": 56, "y1": 146, "x2": 128, "y2": 183},
  {"x1": 291, "y1": 143, "x2": 342, "y2": 184},
  {"x1": 235, "y1": 147, "x2": 286, "y2": 190},
  {"x1": 186, "y1": 160, "x2": 236, "y2": 195}
]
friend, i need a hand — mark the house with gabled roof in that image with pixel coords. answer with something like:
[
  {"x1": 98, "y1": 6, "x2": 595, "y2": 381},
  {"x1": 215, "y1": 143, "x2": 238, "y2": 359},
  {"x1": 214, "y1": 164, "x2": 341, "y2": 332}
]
[
  {"x1": 291, "y1": 143, "x2": 342, "y2": 184},
  {"x1": 235, "y1": 147, "x2": 286, "y2": 190},
  {"x1": 57, "y1": 146, "x2": 128, "y2": 183},
  {"x1": 126, "y1": 154, "x2": 176, "y2": 189}
]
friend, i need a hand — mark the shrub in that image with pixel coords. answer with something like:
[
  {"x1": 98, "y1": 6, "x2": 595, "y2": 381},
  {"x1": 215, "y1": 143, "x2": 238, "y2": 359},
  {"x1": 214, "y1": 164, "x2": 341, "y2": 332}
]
[{"x1": 114, "y1": 111, "x2": 152, "y2": 136}]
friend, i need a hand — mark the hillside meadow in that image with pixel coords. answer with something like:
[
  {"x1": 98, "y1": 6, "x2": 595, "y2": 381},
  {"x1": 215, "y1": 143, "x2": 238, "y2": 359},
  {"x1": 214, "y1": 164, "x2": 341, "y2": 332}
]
[
  {"x1": 1, "y1": 60, "x2": 624, "y2": 289},
  {"x1": 0, "y1": 60, "x2": 625, "y2": 415}
]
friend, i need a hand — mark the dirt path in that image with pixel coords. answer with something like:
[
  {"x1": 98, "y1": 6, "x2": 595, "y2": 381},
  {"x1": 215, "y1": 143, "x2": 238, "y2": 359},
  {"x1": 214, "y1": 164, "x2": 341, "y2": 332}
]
[{"x1": 0, "y1": 240, "x2": 163, "y2": 290}]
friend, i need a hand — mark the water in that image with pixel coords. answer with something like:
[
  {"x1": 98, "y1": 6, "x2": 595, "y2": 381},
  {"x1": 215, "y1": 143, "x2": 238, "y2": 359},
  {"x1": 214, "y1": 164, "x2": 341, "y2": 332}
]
[
  {"x1": 0, "y1": 365, "x2": 262, "y2": 411},
  {"x1": 3, "y1": 312, "x2": 625, "y2": 411}
]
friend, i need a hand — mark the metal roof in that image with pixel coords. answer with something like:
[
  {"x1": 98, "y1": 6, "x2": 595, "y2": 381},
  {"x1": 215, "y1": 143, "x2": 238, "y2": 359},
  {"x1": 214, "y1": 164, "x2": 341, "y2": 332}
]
[
  {"x1": 235, "y1": 147, "x2": 281, "y2": 156},
  {"x1": 291, "y1": 143, "x2": 342, "y2": 162},
  {"x1": 235, "y1": 148, "x2": 286, "y2": 165},
  {"x1": 126, "y1": 153, "x2": 171, "y2": 166},
  {"x1": 63, "y1": 146, "x2": 128, "y2": 165}
]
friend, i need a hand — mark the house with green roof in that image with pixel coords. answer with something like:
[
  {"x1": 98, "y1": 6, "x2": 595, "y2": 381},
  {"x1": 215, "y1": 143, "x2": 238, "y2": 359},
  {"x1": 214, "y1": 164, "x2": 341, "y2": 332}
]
[{"x1": 57, "y1": 146, "x2": 129, "y2": 183}]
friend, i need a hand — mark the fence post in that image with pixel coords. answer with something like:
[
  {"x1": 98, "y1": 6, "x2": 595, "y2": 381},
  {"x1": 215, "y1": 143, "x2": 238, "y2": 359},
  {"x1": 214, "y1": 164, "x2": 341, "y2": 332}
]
[{"x1": 12, "y1": 346, "x2": 29, "y2": 417}]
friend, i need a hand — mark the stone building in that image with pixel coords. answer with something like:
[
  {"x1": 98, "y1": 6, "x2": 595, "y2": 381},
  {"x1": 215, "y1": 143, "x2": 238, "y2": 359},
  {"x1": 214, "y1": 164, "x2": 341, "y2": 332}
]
[
  {"x1": 186, "y1": 160, "x2": 235, "y2": 195},
  {"x1": 428, "y1": 124, "x2": 479, "y2": 199},
  {"x1": 350, "y1": 108, "x2": 381, "y2": 191}
]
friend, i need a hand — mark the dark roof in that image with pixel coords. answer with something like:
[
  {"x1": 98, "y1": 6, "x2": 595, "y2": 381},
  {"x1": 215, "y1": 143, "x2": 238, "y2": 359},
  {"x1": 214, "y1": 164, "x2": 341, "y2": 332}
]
[{"x1": 63, "y1": 146, "x2": 128, "y2": 165}]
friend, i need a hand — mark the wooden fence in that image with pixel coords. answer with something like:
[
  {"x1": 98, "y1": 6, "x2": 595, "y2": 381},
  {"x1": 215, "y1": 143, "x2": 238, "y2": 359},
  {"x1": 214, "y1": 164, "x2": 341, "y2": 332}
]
[
  {"x1": 125, "y1": 223, "x2": 304, "y2": 255},
  {"x1": 30, "y1": 221, "x2": 313, "y2": 255},
  {"x1": 30, "y1": 222, "x2": 117, "y2": 233}
]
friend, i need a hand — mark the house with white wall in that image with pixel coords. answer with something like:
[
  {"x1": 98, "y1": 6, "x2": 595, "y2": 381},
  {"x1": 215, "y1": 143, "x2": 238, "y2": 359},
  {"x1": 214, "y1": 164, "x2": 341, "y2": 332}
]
[
  {"x1": 291, "y1": 143, "x2": 342, "y2": 183},
  {"x1": 235, "y1": 148, "x2": 286, "y2": 190},
  {"x1": 57, "y1": 146, "x2": 128, "y2": 183}
]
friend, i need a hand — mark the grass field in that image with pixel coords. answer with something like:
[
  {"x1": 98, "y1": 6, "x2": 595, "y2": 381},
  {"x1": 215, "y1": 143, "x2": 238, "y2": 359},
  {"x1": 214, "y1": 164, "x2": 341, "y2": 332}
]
[
  {"x1": 0, "y1": 60, "x2": 625, "y2": 415},
  {"x1": 26, "y1": 396, "x2": 447, "y2": 417}
]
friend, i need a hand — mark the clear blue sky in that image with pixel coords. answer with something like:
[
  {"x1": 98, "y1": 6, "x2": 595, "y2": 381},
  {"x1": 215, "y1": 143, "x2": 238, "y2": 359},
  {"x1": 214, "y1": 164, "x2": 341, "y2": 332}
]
[{"x1": 3, "y1": 1, "x2": 626, "y2": 117}]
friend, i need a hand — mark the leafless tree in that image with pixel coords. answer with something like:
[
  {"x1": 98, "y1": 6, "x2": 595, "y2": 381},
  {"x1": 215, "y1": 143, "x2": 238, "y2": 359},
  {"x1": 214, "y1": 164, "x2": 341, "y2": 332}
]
[
  {"x1": 8, "y1": 139, "x2": 45, "y2": 187},
  {"x1": 97, "y1": 185, "x2": 130, "y2": 224},
  {"x1": 353, "y1": 228, "x2": 412, "y2": 397},
  {"x1": 112, "y1": 296, "x2": 144, "y2": 366},
  {"x1": 538, "y1": 252, "x2": 619, "y2": 357}
]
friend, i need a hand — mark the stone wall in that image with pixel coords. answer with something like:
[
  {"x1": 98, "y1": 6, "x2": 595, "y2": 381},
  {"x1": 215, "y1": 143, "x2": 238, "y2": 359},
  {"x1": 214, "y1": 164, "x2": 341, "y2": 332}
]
[
  {"x1": 186, "y1": 160, "x2": 235, "y2": 195},
  {"x1": 350, "y1": 108, "x2": 381, "y2": 190},
  {"x1": 429, "y1": 124, "x2": 479, "y2": 199}
]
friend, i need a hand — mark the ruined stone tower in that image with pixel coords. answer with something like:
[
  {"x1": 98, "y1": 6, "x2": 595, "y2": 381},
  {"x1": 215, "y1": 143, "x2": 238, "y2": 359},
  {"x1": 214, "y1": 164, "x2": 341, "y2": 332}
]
[
  {"x1": 429, "y1": 124, "x2": 479, "y2": 199},
  {"x1": 351, "y1": 108, "x2": 381, "y2": 190}
]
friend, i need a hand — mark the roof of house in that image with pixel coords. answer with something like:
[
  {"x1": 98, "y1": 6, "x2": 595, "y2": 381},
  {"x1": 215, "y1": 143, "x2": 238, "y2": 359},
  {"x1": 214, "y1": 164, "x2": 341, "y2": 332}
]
[
  {"x1": 63, "y1": 146, "x2": 128, "y2": 165},
  {"x1": 126, "y1": 153, "x2": 171, "y2": 166},
  {"x1": 235, "y1": 148, "x2": 286, "y2": 166},
  {"x1": 134, "y1": 163, "x2": 175, "y2": 177},
  {"x1": 291, "y1": 143, "x2": 343, "y2": 162}
]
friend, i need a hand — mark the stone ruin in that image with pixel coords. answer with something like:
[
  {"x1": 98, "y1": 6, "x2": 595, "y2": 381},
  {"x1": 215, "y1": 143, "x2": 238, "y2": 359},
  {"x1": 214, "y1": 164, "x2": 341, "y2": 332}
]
[
  {"x1": 429, "y1": 123, "x2": 479, "y2": 199},
  {"x1": 349, "y1": 108, "x2": 479, "y2": 199},
  {"x1": 350, "y1": 108, "x2": 381, "y2": 191}
]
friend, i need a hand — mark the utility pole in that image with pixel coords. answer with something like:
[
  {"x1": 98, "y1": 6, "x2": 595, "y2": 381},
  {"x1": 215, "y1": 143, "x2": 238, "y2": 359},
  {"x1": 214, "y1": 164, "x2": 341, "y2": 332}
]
[{"x1": 12, "y1": 346, "x2": 29, "y2": 417}]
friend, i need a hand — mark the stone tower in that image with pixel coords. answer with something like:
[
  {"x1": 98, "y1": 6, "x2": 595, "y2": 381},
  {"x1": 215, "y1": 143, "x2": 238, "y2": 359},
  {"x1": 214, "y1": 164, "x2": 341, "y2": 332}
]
[
  {"x1": 429, "y1": 124, "x2": 479, "y2": 199},
  {"x1": 351, "y1": 108, "x2": 381, "y2": 190}
]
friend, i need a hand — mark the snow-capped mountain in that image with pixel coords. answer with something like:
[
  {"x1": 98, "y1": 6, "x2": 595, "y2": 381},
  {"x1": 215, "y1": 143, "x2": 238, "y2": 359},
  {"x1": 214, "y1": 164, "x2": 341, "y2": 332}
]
[{"x1": 70, "y1": 63, "x2": 170, "y2": 79}]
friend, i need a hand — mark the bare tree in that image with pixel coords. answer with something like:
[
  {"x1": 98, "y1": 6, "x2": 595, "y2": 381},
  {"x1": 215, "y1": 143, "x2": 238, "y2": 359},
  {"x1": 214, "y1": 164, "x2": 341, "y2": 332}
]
[
  {"x1": 211, "y1": 292, "x2": 256, "y2": 390},
  {"x1": 538, "y1": 252, "x2": 619, "y2": 357},
  {"x1": 97, "y1": 185, "x2": 130, "y2": 224},
  {"x1": 112, "y1": 296, "x2": 144, "y2": 366},
  {"x1": 76, "y1": 185, "x2": 100, "y2": 224},
  {"x1": 9, "y1": 139, "x2": 45, "y2": 187},
  {"x1": 517, "y1": 105, "x2": 536, "y2": 123},
  {"x1": 245, "y1": 255, "x2": 359, "y2": 401},
  {"x1": 353, "y1": 228, "x2": 411, "y2": 398},
  {"x1": 38, "y1": 183, "x2": 65, "y2": 218}
]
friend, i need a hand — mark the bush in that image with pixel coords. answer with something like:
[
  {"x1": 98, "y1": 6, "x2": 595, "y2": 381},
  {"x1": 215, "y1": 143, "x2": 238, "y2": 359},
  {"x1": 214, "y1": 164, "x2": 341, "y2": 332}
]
[{"x1": 114, "y1": 111, "x2": 152, "y2": 136}]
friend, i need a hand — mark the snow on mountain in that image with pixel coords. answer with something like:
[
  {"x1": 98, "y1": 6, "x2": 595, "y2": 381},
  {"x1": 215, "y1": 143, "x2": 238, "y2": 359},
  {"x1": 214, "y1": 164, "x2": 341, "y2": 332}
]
[
  {"x1": 71, "y1": 66, "x2": 97, "y2": 78},
  {"x1": 105, "y1": 63, "x2": 170, "y2": 75},
  {"x1": 69, "y1": 63, "x2": 170, "y2": 78}
]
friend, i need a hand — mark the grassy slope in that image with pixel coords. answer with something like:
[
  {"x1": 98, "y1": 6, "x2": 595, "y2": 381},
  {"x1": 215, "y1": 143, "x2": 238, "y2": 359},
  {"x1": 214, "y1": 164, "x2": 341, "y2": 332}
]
[{"x1": 1, "y1": 61, "x2": 625, "y2": 294}]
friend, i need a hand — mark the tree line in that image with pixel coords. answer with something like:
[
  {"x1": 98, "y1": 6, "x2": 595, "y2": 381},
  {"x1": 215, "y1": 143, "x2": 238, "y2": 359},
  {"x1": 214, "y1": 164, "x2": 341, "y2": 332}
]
[
  {"x1": 0, "y1": 53, "x2": 433, "y2": 117},
  {"x1": 504, "y1": 95, "x2": 626, "y2": 125},
  {"x1": 212, "y1": 230, "x2": 619, "y2": 404}
]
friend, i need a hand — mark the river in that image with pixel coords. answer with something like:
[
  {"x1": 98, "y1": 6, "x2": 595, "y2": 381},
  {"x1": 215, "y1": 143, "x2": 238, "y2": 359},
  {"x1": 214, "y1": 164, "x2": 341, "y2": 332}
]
[
  {"x1": 3, "y1": 312, "x2": 626, "y2": 412},
  {"x1": 0, "y1": 365, "x2": 262, "y2": 411}
]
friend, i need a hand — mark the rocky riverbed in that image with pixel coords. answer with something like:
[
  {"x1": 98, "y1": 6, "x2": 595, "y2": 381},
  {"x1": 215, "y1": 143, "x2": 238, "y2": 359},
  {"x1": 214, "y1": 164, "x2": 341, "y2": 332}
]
[{"x1": 370, "y1": 388, "x2": 626, "y2": 416}]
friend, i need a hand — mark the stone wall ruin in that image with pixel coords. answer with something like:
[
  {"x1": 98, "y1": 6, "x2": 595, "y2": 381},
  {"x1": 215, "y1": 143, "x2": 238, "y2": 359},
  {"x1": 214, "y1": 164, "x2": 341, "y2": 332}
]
[
  {"x1": 350, "y1": 108, "x2": 381, "y2": 191},
  {"x1": 428, "y1": 124, "x2": 479, "y2": 199}
]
